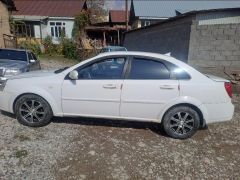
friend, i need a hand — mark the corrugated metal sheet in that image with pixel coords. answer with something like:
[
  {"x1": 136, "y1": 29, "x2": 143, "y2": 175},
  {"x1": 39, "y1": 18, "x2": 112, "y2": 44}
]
[
  {"x1": 13, "y1": 0, "x2": 86, "y2": 17},
  {"x1": 132, "y1": 1, "x2": 240, "y2": 18},
  {"x1": 109, "y1": 10, "x2": 130, "y2": 23}
]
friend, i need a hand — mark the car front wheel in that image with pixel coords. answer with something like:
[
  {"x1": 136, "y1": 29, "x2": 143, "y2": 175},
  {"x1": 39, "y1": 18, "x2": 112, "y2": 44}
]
[
  {"x1": 162, "y1": 106, "x2": 200, "y2": 139},
  {"x1": 15, "y1": 94, "x2": 53, "y2": 127}
]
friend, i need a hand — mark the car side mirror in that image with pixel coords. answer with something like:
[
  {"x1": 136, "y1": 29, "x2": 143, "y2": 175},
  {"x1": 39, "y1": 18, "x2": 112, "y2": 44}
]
[
  {"x1": 69, "y1": 70, "x2": 78, "y2": 80},
  {"x1": 30, "y1": 59, "x2": 36, "y2": 63}
]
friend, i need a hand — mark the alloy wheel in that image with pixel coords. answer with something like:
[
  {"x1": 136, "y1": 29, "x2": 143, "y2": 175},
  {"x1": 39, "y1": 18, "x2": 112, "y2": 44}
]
[
  {"x1": 19, "y1": 100, "x2": 46, "y2": 123},
  {"x1": 169, "y1": 112, "x2": 194, "y2": 135}
]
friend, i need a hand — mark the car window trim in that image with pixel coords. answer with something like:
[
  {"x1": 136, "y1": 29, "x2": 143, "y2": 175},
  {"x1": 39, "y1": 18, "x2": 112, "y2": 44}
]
[
  {"x1": 65, "y1": 55, "x2": 130, "y2": 80},
  {"x1": 126, "y1": 55, "x2": 191, "y2": 80}
]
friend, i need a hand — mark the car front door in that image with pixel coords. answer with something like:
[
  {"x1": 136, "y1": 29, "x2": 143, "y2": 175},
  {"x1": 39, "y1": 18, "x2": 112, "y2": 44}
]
[
  {"x1": 61, "y1": 56, "x2": 127, "y2": 118},
  {"x1": 120, "y1": 57, "x2": 180, "y2": 121}
]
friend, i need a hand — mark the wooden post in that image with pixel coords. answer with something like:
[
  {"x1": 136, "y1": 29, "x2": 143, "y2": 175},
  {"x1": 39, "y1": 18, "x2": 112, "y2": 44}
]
[
  {"x1": 125, "y1": 0, "x2": 128, "y2": 31},
  {"x1": 103, "y1": 31, "x2": 106, "y2": 47},
  {"x1": 39, "y1": 22, "x2": 43, "y2": 43},
  {"x1": 117, "y1": 30, "x2": 120, "y2": 45}
]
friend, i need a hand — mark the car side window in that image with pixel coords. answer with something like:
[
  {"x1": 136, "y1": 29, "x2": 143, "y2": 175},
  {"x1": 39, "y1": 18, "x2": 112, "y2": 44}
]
[
  {"x1": 78, "y1": 57, "x2": 126, "y2": 79},
  {"x1": 164, "y1": 61, "x2": 191, "y2": 80},
  {"x1": 129, "y1": 58, "x2": 170, "y2": 79}
]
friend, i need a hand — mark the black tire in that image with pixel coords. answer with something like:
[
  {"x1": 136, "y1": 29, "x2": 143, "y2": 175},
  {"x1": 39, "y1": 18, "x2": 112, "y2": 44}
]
[
  {"x1": 15, "y1": 94, "x2": 53, "y2": 127},
  {"x1": 162, "y1": 106, "x2": 200, "y2": 139}
]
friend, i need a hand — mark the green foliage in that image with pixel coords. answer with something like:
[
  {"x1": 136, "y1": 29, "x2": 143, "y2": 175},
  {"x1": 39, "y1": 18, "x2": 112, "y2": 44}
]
[
  {"x1": 42, "y1": 36, "x2": 63, "y2": 56},
  {"x1": 18, "y1": 40, "x2": 41, "y2": 55},
  {"x1": 62, "y1": 39, "x2": 78, "y2": 59},
  {"x1": 15, "y1": 150, "x2": 28, "y2": 158},
  {"x1": 42, "y1": 36, "x2": 78, "y2": 59},
  {"x1": 43, "y1": 36, "x2": 56, "y2": 55},
  {"x1": 72, "y1": 10, "x2": 90, "y2": 38}
]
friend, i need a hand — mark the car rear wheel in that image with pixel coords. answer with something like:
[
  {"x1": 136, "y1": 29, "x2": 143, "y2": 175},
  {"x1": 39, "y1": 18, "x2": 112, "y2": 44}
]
[
  {"x1": 162, "y1": 106, "x2": 200, "y2": 139},
  {"x1": 15, "y1": 94, "x2": 53, "y2": 127}
]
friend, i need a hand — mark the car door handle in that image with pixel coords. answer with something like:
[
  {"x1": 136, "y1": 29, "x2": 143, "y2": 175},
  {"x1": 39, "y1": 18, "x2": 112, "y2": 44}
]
[
  {"x1": 159, "y1": 85, "x2": 175, "y2": 90},
  {"x1": 103, "y1": 84, "x2": 117, "y2": 89}
]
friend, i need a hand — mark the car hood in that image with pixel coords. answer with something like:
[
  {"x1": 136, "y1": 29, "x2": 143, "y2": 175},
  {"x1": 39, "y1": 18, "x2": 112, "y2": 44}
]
[
  {"x1": 0, "y1": 59, "x2": 27, "y2": 69},
  {"x1": 8, "y1": 70, "x2": 56, "y2": 80}
]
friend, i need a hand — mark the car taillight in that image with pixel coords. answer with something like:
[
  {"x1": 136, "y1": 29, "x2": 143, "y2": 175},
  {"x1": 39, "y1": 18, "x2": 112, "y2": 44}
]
[{"x1": 224, "y1": 82, "x2": 232, "y2": 98}]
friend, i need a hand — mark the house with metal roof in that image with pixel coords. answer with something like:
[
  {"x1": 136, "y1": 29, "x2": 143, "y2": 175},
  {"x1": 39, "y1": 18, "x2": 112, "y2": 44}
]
[
  {"x1": 130, "y1": 0, "x2": 240, "y2": 29},
  {"x1": 12, "y1": 0, "x2": 87, "y2": 43}
]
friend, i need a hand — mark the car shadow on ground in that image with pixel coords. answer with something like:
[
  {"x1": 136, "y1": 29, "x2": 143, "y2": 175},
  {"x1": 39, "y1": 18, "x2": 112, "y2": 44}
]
[
  {"x1": 0, "y1": 110, "x2": 167, "y2": 137},
  {"x1": 52, "y1": 117, "x2": 168, "y2": 137}
]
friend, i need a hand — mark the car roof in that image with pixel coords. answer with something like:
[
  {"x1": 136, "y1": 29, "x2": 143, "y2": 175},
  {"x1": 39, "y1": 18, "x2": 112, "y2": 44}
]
[
  {"x1": 0, "y1": 48, "x2": 30, "y2": 52},
  {"x1": 97, "y1": 51, "x2": 175, "y2": 61}
]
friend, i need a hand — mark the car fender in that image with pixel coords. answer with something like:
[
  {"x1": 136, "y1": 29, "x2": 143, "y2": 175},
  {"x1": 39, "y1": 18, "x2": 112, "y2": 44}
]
[
  {"x1": 9, "y1": 87, "x2": 63, "y2": 116},
  {"x1": 158, "y1": 96, "x2": 209, "y2": 123}
]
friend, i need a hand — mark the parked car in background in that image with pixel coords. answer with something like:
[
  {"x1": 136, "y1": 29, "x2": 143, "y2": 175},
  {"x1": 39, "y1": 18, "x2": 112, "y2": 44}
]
[
  {"x1": 100, "y1": 46, "x2": 127, "y2": 53},
  {"x1": 0, "y1": 48, "x2": 41, "y2": 79},
  {"x1": 0, "y1": 51, "x2": 234, "y2": 139}
]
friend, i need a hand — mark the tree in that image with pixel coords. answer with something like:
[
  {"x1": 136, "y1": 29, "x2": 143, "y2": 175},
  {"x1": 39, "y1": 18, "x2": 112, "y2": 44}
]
[
  {"x1": 87, "y1": 0, "x2": 108, "y2": 24},
  {"x1": 72, "y1": 10, "x2": 92, "y2": 49}
]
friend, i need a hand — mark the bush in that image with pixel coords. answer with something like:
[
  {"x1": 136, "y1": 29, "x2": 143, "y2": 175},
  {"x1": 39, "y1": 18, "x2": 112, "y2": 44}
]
[
  {"x1": 42, "y1": 36, "x2": 57, "y2": 55},
  {"x1": 18, "y1": 39, "x2": 42, "y2": 55},
  {"x1": 62, "y1": 39, "x2": 78, "y2": 59}
]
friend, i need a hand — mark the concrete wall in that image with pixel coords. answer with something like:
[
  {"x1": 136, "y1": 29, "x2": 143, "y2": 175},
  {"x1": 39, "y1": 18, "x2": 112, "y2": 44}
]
[
  {"x1": 124, "y1": 16, "x2": 193, "y2": 62},
  {"x1": 188, "y1": 11, "x2": 240, "y2": 69},
  {"x1": 0, "y1": 2, "x2": 11, "y2": 48}
]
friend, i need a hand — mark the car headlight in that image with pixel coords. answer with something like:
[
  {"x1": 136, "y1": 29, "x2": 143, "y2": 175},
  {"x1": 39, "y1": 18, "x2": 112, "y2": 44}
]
[
  {"x1": 4, "y1": 68, "x2": 21, "y2": 76},
  {"x1": 0, "y1": 78, "x2": 7, "y2": 91}
]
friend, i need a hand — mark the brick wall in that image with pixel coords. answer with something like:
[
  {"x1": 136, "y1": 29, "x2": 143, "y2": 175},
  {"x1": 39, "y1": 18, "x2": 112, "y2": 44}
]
[
  {"x1": 0, "y1": 2, "x2": 11, "y2": 48},
  {"x1": 188, "y1": 20, "x2": 240, "y2": 69}
]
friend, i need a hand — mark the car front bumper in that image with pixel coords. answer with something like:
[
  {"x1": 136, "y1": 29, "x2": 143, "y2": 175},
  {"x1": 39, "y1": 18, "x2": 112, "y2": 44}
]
[{"x1": 0, "y1": 91, "x2": 15, "y2": 114}]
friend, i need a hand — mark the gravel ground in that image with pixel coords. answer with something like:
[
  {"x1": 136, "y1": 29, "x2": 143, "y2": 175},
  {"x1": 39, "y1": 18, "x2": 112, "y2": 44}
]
[{"x1": 0, "y1": 57, "x2": 240, "y2": 179}]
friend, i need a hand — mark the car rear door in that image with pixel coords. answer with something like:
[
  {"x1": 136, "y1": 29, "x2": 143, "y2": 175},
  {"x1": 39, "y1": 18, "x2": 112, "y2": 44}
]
[
  {"x1": 120, "y1": 56, "x2": 180, "y2": 121},
  {"x1": 61, "y1": 56, "x2": 128, "y2": 118}
]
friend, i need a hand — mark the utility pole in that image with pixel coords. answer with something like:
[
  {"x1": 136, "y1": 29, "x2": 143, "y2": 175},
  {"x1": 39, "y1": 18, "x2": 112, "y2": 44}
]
[{"x1": 125, "y1": 0, "x2": 128, "y2": 31}]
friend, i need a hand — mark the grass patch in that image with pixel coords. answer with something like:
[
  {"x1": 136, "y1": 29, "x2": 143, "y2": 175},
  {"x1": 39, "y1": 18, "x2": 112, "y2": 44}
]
[
  {"x1": 14, "y1": 134, "x2": 31, "y2": 142},
  {"x1": 15, "y1": 150, "x2": 28, "y2": 159},
  {"x1": 39, "y1": 54, "x2": 78, "y2": 64}
]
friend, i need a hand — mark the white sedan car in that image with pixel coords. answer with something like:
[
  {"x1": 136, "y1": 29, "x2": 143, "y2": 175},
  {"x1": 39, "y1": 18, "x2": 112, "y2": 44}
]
[{"x1": 0, "y1": 52, "x2": 234, "y2": 139}]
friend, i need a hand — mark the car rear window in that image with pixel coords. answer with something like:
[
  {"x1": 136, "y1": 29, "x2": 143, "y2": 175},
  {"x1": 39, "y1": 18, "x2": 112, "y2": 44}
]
[{"x1": 0, "y1": 49, "x2": 27, "y2": 61}]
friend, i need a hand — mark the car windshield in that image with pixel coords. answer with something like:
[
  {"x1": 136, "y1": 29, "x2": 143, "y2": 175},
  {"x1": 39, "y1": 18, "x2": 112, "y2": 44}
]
[{"x1": 0, "y1": 49, "x2": 27, "y2": 61}]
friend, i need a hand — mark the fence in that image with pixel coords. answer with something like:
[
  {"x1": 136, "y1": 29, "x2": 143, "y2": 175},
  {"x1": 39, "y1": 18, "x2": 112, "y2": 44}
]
[{"x1": 3, "y1": 34, "x2": 17, "y2": 48}]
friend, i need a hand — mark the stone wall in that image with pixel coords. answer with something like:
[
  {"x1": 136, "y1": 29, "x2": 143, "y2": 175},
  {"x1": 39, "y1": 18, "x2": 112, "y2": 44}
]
[
  {"x1": 188, "y1": 20, "x2": 240, "y2": 69},
  {"x1": 0, "y1": 2, "x2": 11, "y2": 48}
]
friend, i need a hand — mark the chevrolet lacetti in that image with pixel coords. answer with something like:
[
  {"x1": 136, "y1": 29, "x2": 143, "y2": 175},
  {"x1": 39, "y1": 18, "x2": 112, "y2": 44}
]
[{"x1": 0, "y1": 52, "x2": 234, "y2": 139}]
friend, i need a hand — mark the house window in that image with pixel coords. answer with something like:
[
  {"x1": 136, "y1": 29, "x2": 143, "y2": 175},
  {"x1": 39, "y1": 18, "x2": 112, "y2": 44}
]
[
  {"x1": 144, "y1": 21, "x2": 151, "y2": 26},
  {"x1": 14, "y1": 24, "x2": 35, "y2": 37},
  {"x1": 50, "y1": 22, "x2": 66, "y2": 38}
]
